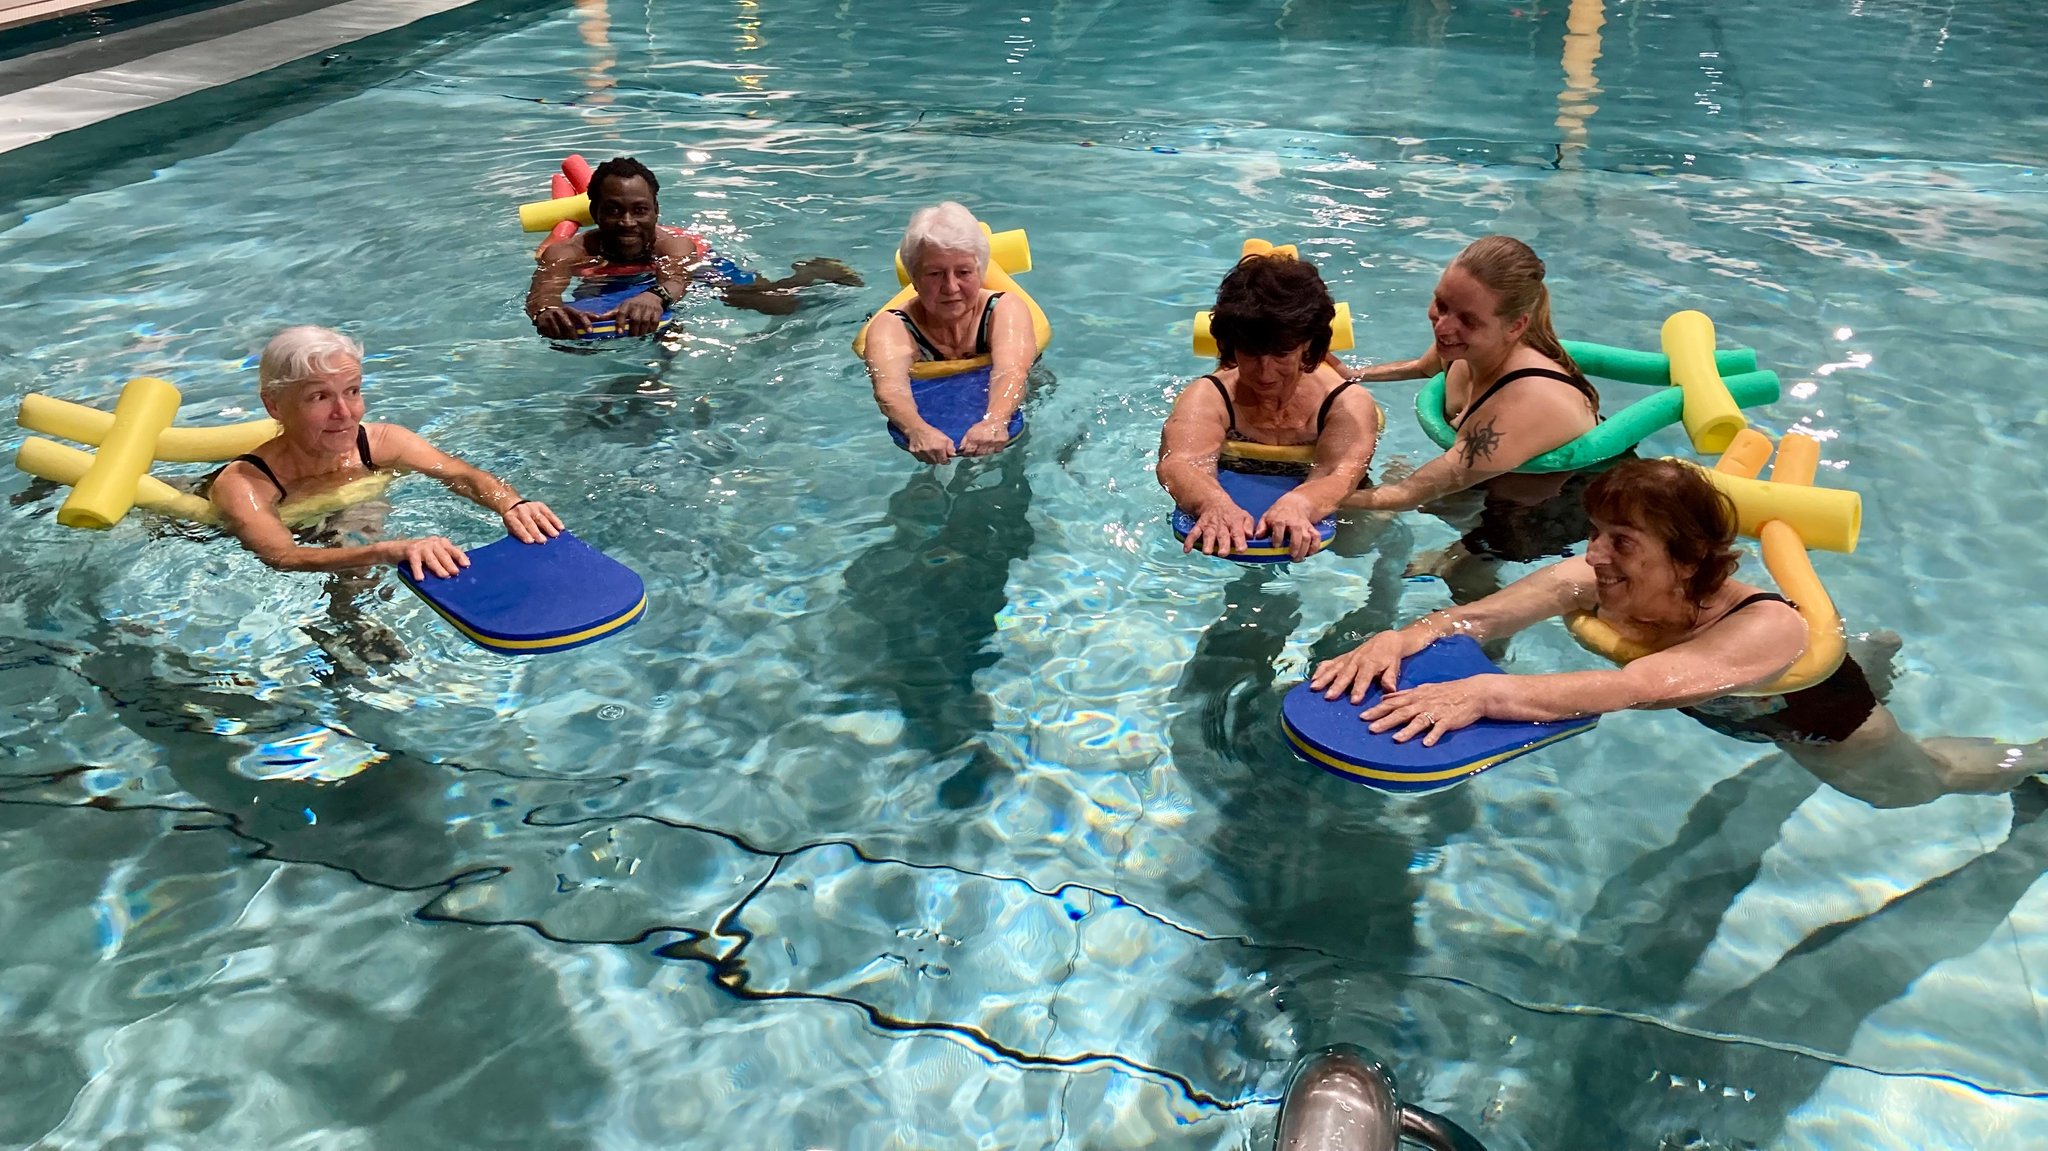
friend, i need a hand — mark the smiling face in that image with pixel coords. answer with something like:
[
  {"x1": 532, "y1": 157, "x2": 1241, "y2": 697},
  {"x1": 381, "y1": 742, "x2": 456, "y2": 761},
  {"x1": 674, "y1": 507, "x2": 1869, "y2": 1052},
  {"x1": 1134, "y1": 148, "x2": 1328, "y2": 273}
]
[
  {"x1": 265, "y1": 359, "x2": 366, "y2": 456},
  {"x1": 1585, "y1": 515, "x2": 1693, "y2": 615},
  {"x1": 909, "y1": 245, "x2": 982, "y2": 319},
  {"x1": 590, "y1": 174, "x2": 659, "y2": 262},
  {"x1": 1428, "y1": 264, "x2": 1530, "y2": 365}
]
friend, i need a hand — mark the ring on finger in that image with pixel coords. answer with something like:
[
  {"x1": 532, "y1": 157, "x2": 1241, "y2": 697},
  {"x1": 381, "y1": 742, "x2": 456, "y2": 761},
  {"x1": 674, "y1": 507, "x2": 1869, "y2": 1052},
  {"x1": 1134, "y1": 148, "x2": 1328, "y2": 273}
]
[{"x1": 1422, "y1": 711, "x2": 1439, "y2": 723}]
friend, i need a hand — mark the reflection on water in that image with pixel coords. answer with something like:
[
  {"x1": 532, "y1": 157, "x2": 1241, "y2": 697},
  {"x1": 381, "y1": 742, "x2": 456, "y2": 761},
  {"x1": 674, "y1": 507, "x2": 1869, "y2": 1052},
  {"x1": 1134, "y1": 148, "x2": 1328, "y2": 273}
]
[
  {"x1": 840, "y1": 447, "x2": 1035, "y2": 808},
  {"x1": 7, "y1": 0, "x2": 2048, "y2": 1145},
  {"x1": 1530, "y1": 757, "x2": 2048, "y2": 1150}
]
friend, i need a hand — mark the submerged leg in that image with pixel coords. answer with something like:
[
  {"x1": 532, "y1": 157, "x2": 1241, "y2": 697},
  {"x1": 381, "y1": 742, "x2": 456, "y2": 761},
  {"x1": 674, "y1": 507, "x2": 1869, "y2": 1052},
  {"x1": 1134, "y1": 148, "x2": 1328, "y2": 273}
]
[
  {"x1": 1788, "y1": 706, "x2": 2046, "y2": 809},
  {"x1": 302, "y1": 501, "x2": 410, "y2": 672},
  {"x1": 717, "y1": 285, "x2": 800, "y2": 315},
  {"x1": 717, "y1": 258, "x2": 864, "y2": 314},
  {"x1": 778, "y1": 257, "x2": 863, "y2": 287}
]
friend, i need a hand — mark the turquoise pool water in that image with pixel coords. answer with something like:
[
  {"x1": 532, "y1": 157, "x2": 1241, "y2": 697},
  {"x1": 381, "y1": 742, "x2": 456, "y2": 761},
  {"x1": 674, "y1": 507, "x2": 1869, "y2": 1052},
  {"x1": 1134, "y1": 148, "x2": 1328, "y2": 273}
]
[{"x1": 4, "y1": 1, "x2": 2046, "y2": 1147}]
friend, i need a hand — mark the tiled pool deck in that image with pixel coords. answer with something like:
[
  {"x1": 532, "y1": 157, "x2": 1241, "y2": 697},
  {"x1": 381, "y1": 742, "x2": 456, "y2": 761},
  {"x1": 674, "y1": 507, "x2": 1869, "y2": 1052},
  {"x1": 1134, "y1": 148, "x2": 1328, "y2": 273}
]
[{"x1": 0, "y1": 0, "x2": 492, "y2": 154}]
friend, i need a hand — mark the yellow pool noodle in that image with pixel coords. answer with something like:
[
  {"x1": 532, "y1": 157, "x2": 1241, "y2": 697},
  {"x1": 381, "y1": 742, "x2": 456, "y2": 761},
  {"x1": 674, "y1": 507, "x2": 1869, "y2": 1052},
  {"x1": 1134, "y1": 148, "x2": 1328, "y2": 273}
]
[
  {"x1": 1714, "y1": 427, "x2": 1774, "y2": 480},
  {"x1": 19, "y1": 392, "x2": 278, "y2": 462},
  {"x1": 1193, "y1": 301, "x2": 1354, "y2": 359},
  {"x1": 21, "y1": 436, "x2": 215, "y2": 522},
  {"x1": 18, "y1": 437, "x2": 397, "y2": 528},
  {"x1": 1687, "y1": 461, "x2": 1861, "y2": 554},
  {"x1": 1733, "y1": 429, "x2": 1847, "y2": 689},
  {"x1": 1239, "y1": 238, "x2": 1298, "y2": 260},
  {"x1": 1663, "y1": 310, "x2": 1746, "y2": 454},
  {"x1": 892, "y1": 226, "x2": 1032, "y2": 286},
  {"x1": 518, "y1": 192, "x2": 594, "y2": 233},
  {"x1": 58, "y1": 378, "x2": 180, "y2": 530},
  {"x1": 1769, "y1": 429, "x2": 1821, "y2": 486},
  {"x1": 1757, "y1": 518, "x2": 1846, "y2": 692}
]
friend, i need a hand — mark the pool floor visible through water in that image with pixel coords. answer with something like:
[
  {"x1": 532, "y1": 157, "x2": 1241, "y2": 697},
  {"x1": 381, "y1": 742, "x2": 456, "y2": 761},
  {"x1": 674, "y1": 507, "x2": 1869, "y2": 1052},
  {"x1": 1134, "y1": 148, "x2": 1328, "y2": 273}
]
[{"x1": 2, "y1": 1, "x2": 2047, "y2": 1148}]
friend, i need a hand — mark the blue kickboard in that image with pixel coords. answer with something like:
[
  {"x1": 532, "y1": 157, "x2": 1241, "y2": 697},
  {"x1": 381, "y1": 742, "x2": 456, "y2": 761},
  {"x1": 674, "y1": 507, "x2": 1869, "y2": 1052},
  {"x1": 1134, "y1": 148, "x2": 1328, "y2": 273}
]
[
  {"x1": 1172, "y1": 468, "x2": 1338, "y2": 564},
  {"x1": 564, "y1": 284, "x2": 673, "y2": 341},
  {"x1": 1282, "y1": 635, "x2": 1598, "y2": 793},
  {"x1": 886, "y1": 365, "x2": 1026, "y2": 450},
  {"x1": 400, "y1": 530, "x2": 646, "y2": 654}
]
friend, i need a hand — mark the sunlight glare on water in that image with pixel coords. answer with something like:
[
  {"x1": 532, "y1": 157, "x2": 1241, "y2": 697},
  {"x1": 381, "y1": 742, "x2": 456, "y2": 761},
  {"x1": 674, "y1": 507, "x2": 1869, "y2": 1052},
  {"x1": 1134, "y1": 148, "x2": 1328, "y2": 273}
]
[{"x1": 2, "y1": 1, "x2": 2046, "y2": 1147}]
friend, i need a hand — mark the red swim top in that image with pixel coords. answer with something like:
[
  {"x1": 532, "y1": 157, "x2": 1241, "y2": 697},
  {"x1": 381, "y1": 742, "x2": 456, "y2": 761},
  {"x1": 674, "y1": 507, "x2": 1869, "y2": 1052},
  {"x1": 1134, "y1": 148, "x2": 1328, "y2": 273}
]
[{"x1": 574, "y1": 225, "x2": 711, "y2": 278}]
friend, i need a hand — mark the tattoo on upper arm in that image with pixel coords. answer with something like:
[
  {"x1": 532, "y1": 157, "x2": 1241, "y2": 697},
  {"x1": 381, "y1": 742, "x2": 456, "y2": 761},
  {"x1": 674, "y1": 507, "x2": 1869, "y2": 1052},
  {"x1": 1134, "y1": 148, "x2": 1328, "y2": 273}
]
[{"x1": 1459, "y1": 418, "x2": 1502, "y2": 467}]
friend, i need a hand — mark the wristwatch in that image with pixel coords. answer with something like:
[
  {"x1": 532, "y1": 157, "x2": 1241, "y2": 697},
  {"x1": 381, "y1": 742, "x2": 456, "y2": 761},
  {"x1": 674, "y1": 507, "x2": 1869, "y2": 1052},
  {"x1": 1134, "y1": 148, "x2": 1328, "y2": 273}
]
[{"x1": 650, "y1": 283, "x2": 677, "y2": 308}]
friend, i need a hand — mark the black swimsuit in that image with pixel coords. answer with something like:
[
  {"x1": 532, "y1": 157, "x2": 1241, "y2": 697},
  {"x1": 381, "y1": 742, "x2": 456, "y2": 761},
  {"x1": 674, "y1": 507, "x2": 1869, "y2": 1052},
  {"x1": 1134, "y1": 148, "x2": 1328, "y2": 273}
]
[
  {"x1": 889, "y1": 292, "x2": 1004, "y2": 361},
  {"x1": 1204, "y1": 373, "x2": 1358, "y2": 478},
  {"x1": 1450, "y1": 365, "x2": 1599, "y2": 429},
  {"x1": 1446, "y1": 365, "x2": 1624, "y2": 563},
  {"x1": 212, "y1": 427, "x2": 377, "y2": 500},
  {"x1": 1671, "y1": 592, "x2": 1880, "y2": 745}
]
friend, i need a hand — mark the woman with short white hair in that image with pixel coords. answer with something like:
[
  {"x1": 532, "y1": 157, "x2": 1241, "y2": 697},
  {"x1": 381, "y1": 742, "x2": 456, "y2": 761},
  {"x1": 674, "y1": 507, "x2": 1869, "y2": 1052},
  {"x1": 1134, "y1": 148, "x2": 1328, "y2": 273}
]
[
  {"x1": 860, "y1": 201, "x2": 1036, "y2": 463},
  {"x1": 208, "y1": 325, "x2": 563, "y2": 578}
]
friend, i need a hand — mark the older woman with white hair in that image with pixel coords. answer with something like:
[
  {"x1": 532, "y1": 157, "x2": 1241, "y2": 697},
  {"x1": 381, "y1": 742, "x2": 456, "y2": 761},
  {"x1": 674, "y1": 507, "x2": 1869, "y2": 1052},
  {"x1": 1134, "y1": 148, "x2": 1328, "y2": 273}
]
[
  {"x1": 208, "y1": 325, "x2": 564, "y2": 579},
  {"x1": 860, "y1": 201, "x2": 1037, "y2": 463}
]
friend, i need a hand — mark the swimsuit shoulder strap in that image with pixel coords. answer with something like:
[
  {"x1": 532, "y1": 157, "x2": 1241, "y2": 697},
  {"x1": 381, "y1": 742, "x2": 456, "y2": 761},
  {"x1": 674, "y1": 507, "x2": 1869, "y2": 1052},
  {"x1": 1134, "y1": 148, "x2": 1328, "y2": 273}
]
[
  {"x1": 1732, "y1": 591, "x2": 1792, "y2": 609},
  {"x1": 974, "y1": 291, "x2": 1005, "y2": 356},
  {"x1": 1201, "y1": 373, "x2": 1239, "y2": 433},
  {"x1": 886, "y1": 308, "x2": 944, "y2": 360},
  {"x1": 1590, "y1": 589, "x2": 1793, "y2": 637},
  {"x1": 356, "y1": 426, "x2": 375, "y2": 470},
  {"x1": 229, "y1": 453, "x2": 287, "y2": 500},
  {"x1": 1492, "y1": 367, "x2": 1584, "y2": 388},
  {"x1": 1722, "y1": 591, "x2": 1793, "y2": 616},
  {"x1": 1698, "y1": 590, "x2": 1795, "y2": 631},
  {"x1": 1314, "y1": 380, "x2": 1357, "y2": 434},
  {"x1": 1459, "y1": 366, "x2": 1596, "y2": 426}
]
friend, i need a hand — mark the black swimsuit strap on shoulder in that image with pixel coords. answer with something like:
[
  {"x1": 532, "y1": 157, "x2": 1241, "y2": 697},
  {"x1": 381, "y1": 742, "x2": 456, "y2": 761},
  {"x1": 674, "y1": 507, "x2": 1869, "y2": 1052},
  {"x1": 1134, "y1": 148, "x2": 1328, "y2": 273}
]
[
  {"x1": 356, "y1": 425, "x2": 375, "y2": 470},
  {"x1": 1314, "y1": 380, "x2": 1356, "y2": 433},
  {"x1": 1458, "y1": 366, "x2": 1596, "y2": 427},
  {"x1": 1712, "y1": 591, "x2": 1794, "y2": 625},
  {"x1": 230, "y1": 453, "x2": 288, "y2": 500},
  {"x1": 1210, "y1": 374, "x2": 1354, "y2": 438},
  {"x1": 1730, "y1": 591, "x2": 1792, "y2": 610},
  {"x1": 1591, "y1": 590, "x2": 1792, "y2": 632},
  {"x1": 1202, "y1": 373, "x2": 1239, "y2": 436},
  {"x1": 886, "y1": 308, "x2": 945, "y2": 360},
  {"x1": 972, "y1": 291, "x2": 1005, "y2": 357}
]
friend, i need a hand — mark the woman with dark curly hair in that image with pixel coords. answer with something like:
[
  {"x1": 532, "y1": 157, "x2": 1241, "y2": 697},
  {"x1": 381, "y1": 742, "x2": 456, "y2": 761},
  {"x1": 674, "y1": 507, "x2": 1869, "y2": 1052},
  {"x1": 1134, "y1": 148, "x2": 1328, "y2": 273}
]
[
  {"x1": 1310, "y1": 458, "x2": 2042, "y2": 808},
  {"x1": 1158, "y1": 252, "x2": 1380, "y2": 561}
]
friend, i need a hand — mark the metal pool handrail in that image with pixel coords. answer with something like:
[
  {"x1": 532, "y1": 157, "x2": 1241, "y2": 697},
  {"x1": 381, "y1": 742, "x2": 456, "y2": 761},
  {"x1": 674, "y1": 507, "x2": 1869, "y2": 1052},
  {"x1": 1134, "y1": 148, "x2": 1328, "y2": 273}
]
[{"x1": 1273, "y1": 1045, "x2": 1490, "y2": 1151}]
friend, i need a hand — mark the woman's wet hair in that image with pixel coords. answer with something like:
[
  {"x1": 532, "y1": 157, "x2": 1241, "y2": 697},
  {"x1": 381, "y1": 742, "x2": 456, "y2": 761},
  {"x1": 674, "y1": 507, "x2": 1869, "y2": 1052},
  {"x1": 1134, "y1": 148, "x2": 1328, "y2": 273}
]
[
  {"x1": 588, "y1": 156, "x2": 660, "y2": 209},
  {"x1": 1583, "y1": 458, "x2": 1742, "y2": 605},
  {"x1": 899, "y1": 201, "x2": 989, "y2": 277},
  {"x1": 1452, "y1": 235, "x2": 1593, "y2": 398},
  {"x1": 1209, "y1": 253, "x2": 1336, "y2": 369},
  {"x1": 258, "y1": 326, "x2": 364, "y2": 400}
]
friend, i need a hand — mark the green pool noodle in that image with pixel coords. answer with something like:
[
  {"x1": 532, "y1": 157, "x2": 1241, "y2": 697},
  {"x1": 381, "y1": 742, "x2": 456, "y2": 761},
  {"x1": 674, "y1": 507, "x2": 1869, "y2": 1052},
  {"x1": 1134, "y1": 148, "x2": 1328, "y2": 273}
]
[
  {"x1": 1561, "y1": 340, "x2": 1758, "y2": 386},
  {"x1": 1414, "y1": 368, "x2": 1783, "y2": 474}
]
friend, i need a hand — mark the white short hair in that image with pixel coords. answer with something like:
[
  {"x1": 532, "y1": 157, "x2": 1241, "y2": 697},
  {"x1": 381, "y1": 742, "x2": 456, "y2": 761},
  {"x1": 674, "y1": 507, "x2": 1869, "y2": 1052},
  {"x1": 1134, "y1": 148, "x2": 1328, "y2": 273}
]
[
  {"x1": 258, "y1": 326, "x2": 364, "y2": 400},
  {"x1": 898, "y1": 201, "x2": 988, "y2": 277}
]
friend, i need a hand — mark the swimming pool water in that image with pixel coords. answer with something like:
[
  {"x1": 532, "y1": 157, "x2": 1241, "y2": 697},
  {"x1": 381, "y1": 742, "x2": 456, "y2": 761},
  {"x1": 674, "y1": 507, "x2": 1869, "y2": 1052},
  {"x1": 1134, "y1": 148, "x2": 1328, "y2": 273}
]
[{"x1": 3, "y1": 1, "x2": 2047, "y2": 1147}]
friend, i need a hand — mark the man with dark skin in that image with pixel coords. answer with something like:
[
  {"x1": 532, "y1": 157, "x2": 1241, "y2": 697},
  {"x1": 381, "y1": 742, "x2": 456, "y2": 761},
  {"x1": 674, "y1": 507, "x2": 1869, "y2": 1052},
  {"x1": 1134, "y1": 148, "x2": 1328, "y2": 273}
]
[{"x1": 525, "y1": 156, "x2": 860, "y2": 338}]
